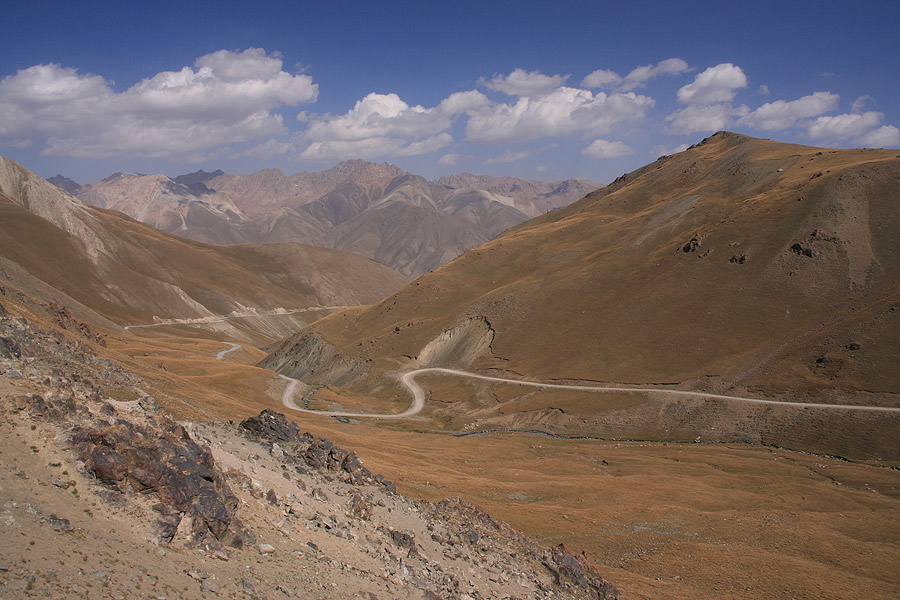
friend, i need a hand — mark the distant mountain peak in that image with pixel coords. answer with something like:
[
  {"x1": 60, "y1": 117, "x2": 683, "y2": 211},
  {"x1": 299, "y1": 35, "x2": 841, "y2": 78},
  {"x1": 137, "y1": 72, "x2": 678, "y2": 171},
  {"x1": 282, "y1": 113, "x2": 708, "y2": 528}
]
[{"x1": 46, "y1": 174, "x2": 82, "y2": 195}]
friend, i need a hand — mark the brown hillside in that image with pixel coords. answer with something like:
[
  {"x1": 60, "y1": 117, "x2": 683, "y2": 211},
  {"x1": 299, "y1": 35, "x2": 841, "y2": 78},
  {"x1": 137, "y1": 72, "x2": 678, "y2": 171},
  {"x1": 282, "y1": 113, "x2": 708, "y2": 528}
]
[{"x1": 262, "y1": 132, "x2": 900, "y2": 459}]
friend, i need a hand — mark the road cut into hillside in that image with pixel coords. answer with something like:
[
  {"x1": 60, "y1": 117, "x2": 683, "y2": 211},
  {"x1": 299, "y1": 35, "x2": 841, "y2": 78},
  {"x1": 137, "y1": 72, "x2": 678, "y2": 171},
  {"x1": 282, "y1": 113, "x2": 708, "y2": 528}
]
[{"x1": 273, "y1": 366, "x2": 900, "y2": 419}]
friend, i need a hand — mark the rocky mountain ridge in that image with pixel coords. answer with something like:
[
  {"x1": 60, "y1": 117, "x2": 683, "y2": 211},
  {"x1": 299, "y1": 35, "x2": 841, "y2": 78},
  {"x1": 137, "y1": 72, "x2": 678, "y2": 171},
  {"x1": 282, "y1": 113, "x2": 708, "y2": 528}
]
[{"x1": 68, "y1": 160, "x2": 601, "y2": 277}]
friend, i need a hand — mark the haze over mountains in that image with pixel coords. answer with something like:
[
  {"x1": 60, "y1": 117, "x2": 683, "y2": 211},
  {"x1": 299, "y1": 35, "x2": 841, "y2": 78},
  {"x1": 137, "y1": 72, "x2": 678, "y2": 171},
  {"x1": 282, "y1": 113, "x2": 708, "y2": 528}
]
[
  {"x1": 60, "y1": 160, "x2": 599, "y2": 277},
  {"x1": 0, "y1": 156, "x2": 407, "y2": 342}
]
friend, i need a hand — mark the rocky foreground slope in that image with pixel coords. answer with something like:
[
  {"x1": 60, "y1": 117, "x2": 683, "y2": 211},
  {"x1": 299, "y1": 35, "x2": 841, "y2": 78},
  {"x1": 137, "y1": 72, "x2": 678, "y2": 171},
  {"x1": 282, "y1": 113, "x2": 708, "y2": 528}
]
[{"x1": 0, "y1": 291, "x2": 619, "y2": 599}]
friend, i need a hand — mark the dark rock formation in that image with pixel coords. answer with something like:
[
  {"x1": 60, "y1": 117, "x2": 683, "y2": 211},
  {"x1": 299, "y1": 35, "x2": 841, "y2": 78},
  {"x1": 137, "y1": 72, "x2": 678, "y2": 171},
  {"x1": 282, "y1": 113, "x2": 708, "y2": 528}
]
[
  {"x1": 71, "y1": 418, "x2": 252, "y2": 550},
  {"x1": 239, "y1": 409, "x2": 396, "y2": 492}
]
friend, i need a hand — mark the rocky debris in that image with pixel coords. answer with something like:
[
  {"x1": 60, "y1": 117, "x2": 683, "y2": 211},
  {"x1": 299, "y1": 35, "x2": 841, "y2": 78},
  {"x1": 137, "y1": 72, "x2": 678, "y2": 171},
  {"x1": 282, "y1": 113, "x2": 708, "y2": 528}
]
[
  {"x1": 790, "y1": 242, "x2": 817, "y2": 258},
  {"x1": 0, "y1": 335, "x2": 20, "y2": 358},
  {"x1": 48, "y1": 517, "x2": 72, "y2": 532},
  {"x1": 239, "y1": 409, "x2": 396, "y2": 492},
  {"x1": 46, "y1": 301, "x2": 106, "y2": 347},
  {"x1": 240, "y1": 408, "x2": 301, "y2": 441},
  {"x1": 70, "y1": 418, "x2": 253, "y2": 551},
  {"x1": 543, "y1": 544, "x2": 621, "y2": 600},
  {"x1": 681, "y1": 232, "x2": 703, "y2": 253},
  {"x1": 729, "y1": 253, "x2": 747, "y2": 264},
  {"x1": 347, "y1": 491, "x2": 373, "y2": 520}
]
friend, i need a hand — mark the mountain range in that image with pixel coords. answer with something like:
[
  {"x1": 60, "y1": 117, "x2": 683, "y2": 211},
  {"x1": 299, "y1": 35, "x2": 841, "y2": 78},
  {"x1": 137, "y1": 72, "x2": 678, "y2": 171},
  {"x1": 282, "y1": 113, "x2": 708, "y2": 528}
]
[
  {"x1": 0, "y1": 156, "x2": 407, "y2": 343},
  {"x1": 60, "y1": 161, "x2": 599, "y2": 277}
]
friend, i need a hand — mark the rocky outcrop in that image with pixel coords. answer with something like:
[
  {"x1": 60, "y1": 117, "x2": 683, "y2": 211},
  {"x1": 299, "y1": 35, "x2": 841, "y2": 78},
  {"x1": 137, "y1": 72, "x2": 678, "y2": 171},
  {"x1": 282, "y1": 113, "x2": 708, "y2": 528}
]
[
  {"x1": 71, "y1": 418, "x2": 253, "y2": 550},
  {"x1": 418, "y1": 316, "x2": 495, "y2": 368},
  {"x1": 240, "y1": 409, "x2": 396, "y2": 492},
  {"x1": 258, "y1": 330, "x2": 368, "y2": 386}
]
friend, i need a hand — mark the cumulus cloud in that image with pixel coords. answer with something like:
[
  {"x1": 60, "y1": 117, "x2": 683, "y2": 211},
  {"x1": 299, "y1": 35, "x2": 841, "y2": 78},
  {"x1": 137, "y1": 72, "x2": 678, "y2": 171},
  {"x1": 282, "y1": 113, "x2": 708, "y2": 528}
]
[
  {"x1": 676, "y1": 63, "x2": 747, "y2": 105},
  {"x1": 582, "y1": 58, "x2": 688, "y2": 92},
  {"x1": 298, "y1": 91, "x2": 488, "y2": 161},
  {"x1": 485, "y1": 150, "x2": 530, "y2": 164},
  {"x1": 581, "y1": 69, "x2": 622, "y2": 89},
  {"x1": 855, "y1": 125, "x2": 900, "y2": 148},
  {"x1": 738, "y1": 92, "x2": 839, "y2": 130},
  {"x1": 0, "y1": 48, "x2": 318, "y2": 158},
  {"x1": 582, "y1": 139, "x2": 634, "y2": 159},
  {"x1": 805, "y1": 111, "x2": 884, "y2": 140},
  {"x1": 581, "y1": 58, "x2": 689, "y2": 92},
  {"x1": 465, "y1": 87, "x2": 653, "y2": 143},
  {"x1": 666, "y1": 103, "x2": 749, "y2": 135},
  {"x1": 620, "y1": 58, "x2": 689, "y2": 91},
  {"x1": 481, "y1": 69, "x2": 569, "y2": 96}
]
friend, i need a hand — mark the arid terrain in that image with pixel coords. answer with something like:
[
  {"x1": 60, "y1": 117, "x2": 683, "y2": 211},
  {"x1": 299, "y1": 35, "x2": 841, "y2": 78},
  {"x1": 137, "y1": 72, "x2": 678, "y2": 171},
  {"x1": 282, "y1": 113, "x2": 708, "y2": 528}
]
[
  {"x1": 1, "y1": 133, "x2": 899, "y2": 599},
  {"x1": 65, "y1": 161, "x2": 599, "y2": 278}
]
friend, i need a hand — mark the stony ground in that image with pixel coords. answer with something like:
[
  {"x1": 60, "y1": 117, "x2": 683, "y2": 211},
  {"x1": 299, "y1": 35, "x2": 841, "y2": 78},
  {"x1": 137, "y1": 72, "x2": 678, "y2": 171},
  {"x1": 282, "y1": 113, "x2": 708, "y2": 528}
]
[{"x1": 0, "y1": 300, "x2": 618, "y2": 600}]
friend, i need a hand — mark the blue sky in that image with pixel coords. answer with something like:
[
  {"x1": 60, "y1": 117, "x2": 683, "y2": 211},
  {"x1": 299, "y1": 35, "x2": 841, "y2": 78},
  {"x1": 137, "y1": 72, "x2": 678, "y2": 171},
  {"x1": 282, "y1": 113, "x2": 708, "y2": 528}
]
[{"x1": 2, "y1": 0, "x2": 898, "y2": 184}]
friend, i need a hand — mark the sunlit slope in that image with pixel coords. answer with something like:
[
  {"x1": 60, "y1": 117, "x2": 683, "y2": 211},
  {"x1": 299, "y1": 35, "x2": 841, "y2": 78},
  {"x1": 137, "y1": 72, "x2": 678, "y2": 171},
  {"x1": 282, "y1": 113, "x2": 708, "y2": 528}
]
[{"x1": 276, "y1": 132, "x2": 900, "y2": 397}]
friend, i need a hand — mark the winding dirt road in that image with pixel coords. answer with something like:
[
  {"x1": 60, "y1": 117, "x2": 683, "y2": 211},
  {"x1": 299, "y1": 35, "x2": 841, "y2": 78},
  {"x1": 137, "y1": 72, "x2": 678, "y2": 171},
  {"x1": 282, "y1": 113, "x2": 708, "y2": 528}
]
[
  {"x1": 210, "y1": 342, "x2": 900, "y2": 418},
  {"x1": 278, "y1": 366, "x2": 900, "y2": 419},
  {"x1": 215, "y1": 342, "x2": 241, "y2": 360},
  {"x1": 125, "y1": 306, "x2": 341, "y2": 330}
]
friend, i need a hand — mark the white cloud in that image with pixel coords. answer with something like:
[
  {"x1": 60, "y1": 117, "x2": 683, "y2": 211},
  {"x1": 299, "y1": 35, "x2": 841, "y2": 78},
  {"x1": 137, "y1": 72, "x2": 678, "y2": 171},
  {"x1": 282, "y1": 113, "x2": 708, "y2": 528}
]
[
  {"x1": 0, "y1": 48, "x2": 318, "y2": 158},
  {"x1": 582, "y1": 58, "x2": 688, "y2": 92},
  {"x1": 300, "y1": 137, "x2": 406, "y2": 161},
  {"x1": 651, "y1": 143, "x2": 690, "y2": 157},
  {"x1": 666, "y1": 103, "x2": 749, "y2": 135},
  {"x1": 394, "y1": 133, "x2": 453, "y2": 156},
  {"x1": 298, "y1": 90, "x2": 486, "y2": 161},
  {"x1": 620, "y1": 58, "x2": 689, "y2": 91},
  {"x1": 738, "y1": 92, "x2": 839, "y2": 130},
  {"x1": 581, "y1": 69, "x2": 621, "y2": 89},
  {"x1": 855, "y1": 125, "x2": 900, "y2": 148},
  {"x1": 438, "y1": 153, "x2": 461, "y2": 166},
  {"x1": 465, "y1": 87, "x2": 653, "y2": 143},
  {"x1": 806, "y1": 111, "x2": 884, "y2": 140},
  {"x1": 851, "y1": 95, "x2": 873, "y2": 113},
  {"x1": 582, "y1": 139, "x2": 634, "y2": 159},
  {"x1": 677, "y1": 63, "x2": 747, "y2": 105},
  {"x1": 758, "y1": 85, "x2": 770, "y2": 96},
  {"x1": 235, "y1": 137, "x2": 295, "y2": 160},
  {"x1": 481, "y1": 69, "x2": 569, "y2": 96},
  {"x1": 485, "y1": 150, "x2": 530, "y2": 164}
]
